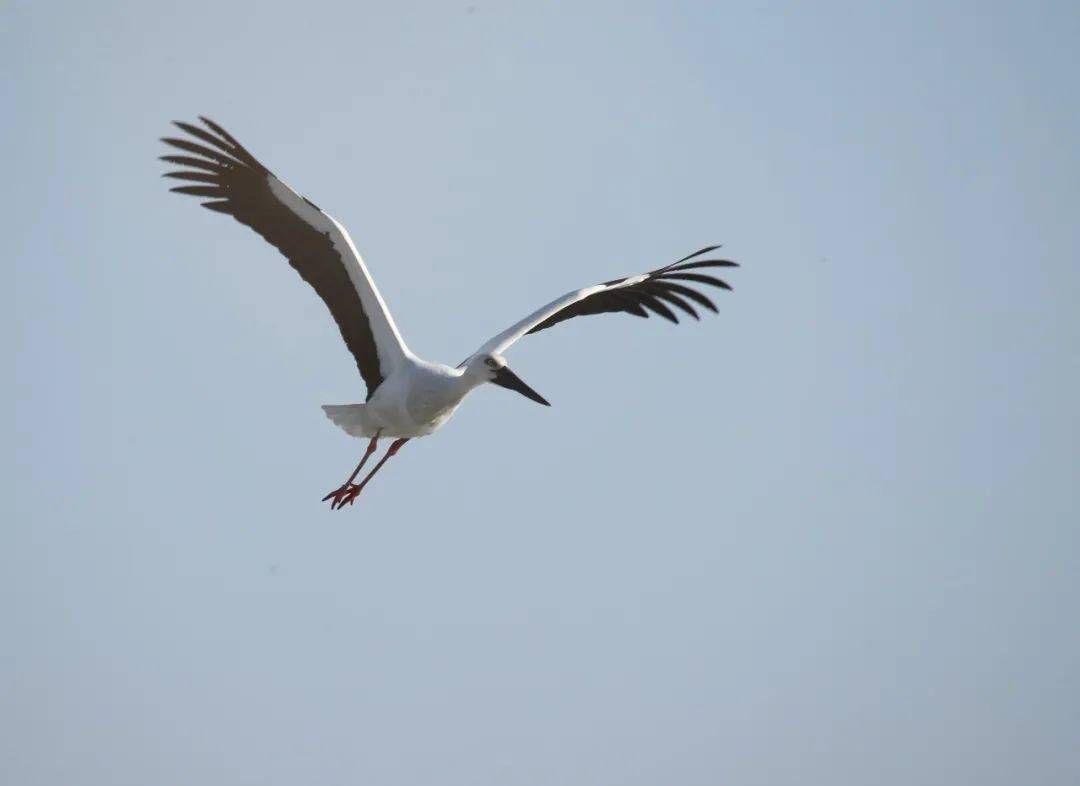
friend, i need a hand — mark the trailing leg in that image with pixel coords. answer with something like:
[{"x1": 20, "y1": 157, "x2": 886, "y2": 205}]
[
  {"x1": 322, "y1": 433, "x2": 380, "y2": 508},
  {"x1": 335, "y1": 438, "x2": 409, "y2": 509}
]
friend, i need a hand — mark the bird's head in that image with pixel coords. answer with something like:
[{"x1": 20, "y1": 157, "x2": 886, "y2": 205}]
[{"x1": 464, "y1": 353, "x2": 550, "y2": 406}]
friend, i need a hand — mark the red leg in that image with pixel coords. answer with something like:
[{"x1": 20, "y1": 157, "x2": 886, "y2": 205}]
[
  {"x1": 322, "y1": 433, "x2": 380, "y2": 508},
  {"x1": 335, "y1": 438, "x2": 409, "y2": 509}
]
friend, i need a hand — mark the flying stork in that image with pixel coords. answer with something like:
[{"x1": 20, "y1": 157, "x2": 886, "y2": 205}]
[{"x1": 161, "y1": 117, "x2": 738, "y2": 509}]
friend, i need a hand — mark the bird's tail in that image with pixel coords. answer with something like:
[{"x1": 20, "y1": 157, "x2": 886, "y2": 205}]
[{"x1": 321, "y1": 404, "x2": 373, "y2": 437}]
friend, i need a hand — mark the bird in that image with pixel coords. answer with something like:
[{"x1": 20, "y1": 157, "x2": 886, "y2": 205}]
[{"x1": 161, "y1": 117, "x2": 738, "y2": 509}]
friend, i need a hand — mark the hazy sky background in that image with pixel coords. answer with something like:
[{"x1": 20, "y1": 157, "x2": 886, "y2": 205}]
[{"x1": 6, "y1": 2, "x2": 1079, "y2": 784}]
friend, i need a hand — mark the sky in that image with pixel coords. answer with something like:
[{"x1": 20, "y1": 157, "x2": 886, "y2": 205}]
[{"x1": 5, "y1": 1, "x2": 1079, "y2": 784}]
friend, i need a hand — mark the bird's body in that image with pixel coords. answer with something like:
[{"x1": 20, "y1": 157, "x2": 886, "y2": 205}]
[
  {"x1": 162, "y1": 117, "x2": 738, "y2": 507},
  {"x1": 323, "y1": 359, "x2": 477, "y2": 439}
]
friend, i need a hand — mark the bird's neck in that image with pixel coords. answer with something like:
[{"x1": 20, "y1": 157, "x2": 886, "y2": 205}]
[{"x1": 448, "y1": 365, "x2": 487, "y2": 398}]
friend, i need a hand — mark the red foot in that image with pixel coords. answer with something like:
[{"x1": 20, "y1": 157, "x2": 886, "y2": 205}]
[
  {"x1": 337, "y1": 485, "x2": 363, "y2": 508},
  {"x1": 322, "y1": 484, "x2": 360, "y2": 510}
]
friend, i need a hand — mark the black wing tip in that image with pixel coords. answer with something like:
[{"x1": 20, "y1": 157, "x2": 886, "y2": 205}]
[
  {"x1": 172, "y1": 116, "x2": 227, "y2": 138},
  {"x1": 656, "y1": 245, "x2": 739, "y2": 274},
  {"x1": 169, "y1": 184, "x2": 224, "y2": 196},
  {"x1": 671, "y1": 244, "x2": 722, "y2": 265},
  {"x1": 198, "y1": 115, "x2": 229, "y2": 134},
  {"x1": 666, "y1": 258, "x2": 740, "y2": 271}
]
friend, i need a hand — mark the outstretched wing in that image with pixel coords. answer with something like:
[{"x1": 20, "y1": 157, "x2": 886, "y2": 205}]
[
  {"x1": 470, "y1": 246, "x2": 737, "y2": 358},
  {"x1": 160, "y1": 117, "x2": 410, "y2": 399}
]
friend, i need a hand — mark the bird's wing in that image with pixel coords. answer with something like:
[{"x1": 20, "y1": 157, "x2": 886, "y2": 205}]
[
  {"x1": 469, "y1": 246, "x2": 737, "y2": 358},
  {"x1": 161, "y1": 117, "x2": 410, "y2": 399}
]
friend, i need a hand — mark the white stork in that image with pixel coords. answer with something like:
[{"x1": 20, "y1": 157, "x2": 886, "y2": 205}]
[{"x1": 161, "y1": 118, "x2": 738, "y2": 509}]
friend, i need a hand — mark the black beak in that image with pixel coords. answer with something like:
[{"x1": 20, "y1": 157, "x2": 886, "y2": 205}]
[{"x1": 491, "y1": 366, "x2": 551, "y2": 406}]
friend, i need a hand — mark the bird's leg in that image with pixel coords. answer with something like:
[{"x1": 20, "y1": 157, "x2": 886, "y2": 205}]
[
  {"x1": 322, "y1": 433, "x2": 380, "y2": 508},
  {"x1": 335, "y1": 438, "x2": 409, "y2": 509}
]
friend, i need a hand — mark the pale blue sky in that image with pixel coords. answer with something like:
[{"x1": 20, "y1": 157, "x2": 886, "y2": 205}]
[{"x1": 6, "y1": 2, "x2": 1079, "y2": 784}]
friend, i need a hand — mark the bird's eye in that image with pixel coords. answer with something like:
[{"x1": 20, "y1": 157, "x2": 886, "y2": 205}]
[{"x1": 484, "y1": 357, "x2": 498, "y2": 368}]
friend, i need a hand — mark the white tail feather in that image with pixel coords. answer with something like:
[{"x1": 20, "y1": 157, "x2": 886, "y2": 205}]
[{"x1": 321, "y1": 404, "x2": 373, "y2": 437}]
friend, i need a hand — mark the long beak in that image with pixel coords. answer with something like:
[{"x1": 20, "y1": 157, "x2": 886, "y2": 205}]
[{"x1": 491, "y1": 366, "x2": 551, "y2": 406}]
